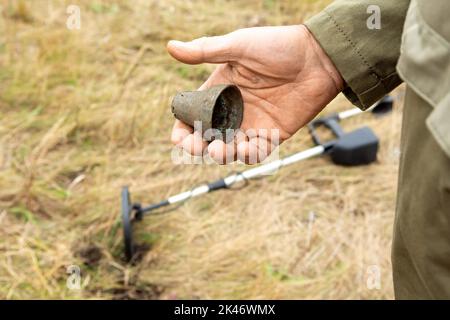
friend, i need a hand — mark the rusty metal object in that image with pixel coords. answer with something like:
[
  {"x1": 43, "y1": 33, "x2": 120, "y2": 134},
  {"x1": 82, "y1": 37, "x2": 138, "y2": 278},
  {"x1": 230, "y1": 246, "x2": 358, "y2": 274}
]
[{"x1": 171, "y1": 84, "x2": 243, "y2": 140}]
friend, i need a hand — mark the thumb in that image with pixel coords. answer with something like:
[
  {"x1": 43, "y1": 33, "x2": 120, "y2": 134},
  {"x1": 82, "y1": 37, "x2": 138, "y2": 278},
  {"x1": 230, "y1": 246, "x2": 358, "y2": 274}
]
[{"x1": 167, "y1": 34, "x2": 237, "y2": 65}]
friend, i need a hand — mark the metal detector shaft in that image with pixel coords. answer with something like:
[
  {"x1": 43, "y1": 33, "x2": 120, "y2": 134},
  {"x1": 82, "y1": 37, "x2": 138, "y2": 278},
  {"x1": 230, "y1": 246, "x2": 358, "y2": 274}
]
[{"x1": 139, "y1": 145, "x2": 325, "y2": 216}]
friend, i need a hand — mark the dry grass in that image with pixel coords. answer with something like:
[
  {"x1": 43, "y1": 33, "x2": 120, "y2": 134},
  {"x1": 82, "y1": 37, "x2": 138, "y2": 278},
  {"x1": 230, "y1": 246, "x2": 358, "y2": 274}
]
[{"x1": 0, "y1": 0, "x2": 403, "y2": 299}]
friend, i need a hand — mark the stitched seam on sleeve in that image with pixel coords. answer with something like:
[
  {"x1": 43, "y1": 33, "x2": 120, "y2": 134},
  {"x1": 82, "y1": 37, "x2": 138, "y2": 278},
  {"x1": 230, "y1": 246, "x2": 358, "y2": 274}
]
[
  {"x1": 344, "y1": 71, "x2": 401, "y2": 109},
  {"x1": 323, "y1": 9, "x2": 381, "y2": 86},
  {"x1": 359, "y1": 71, "x2": 400, "y2": 96}
]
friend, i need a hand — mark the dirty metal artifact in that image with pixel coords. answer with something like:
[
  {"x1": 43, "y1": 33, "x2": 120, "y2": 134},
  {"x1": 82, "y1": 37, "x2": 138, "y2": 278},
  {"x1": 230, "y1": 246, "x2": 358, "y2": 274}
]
[
  {"x1": 171, "y1": 84, "x2": 244, "y2": 141},
  {"x1": 121, "y1": 96, "x2": 393, "y2": 262}
]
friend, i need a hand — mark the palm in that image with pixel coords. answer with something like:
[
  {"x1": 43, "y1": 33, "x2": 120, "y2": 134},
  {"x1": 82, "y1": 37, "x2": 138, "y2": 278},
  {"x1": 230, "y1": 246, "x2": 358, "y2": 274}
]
[{"x1": 168, "y1": 25, "x2": 342, "y2": 163}]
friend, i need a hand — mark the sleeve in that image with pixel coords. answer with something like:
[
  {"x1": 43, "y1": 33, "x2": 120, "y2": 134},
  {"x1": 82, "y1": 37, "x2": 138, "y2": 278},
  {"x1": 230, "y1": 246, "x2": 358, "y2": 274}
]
[{"x1": 304, "y1": 0, "x2": 410, "y2": 110}]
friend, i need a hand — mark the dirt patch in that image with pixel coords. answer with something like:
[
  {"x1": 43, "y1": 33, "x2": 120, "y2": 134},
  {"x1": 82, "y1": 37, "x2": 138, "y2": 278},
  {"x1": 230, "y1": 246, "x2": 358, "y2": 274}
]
[{"x1": 76, "y1": 244, "x2": 104, "y2": 267}]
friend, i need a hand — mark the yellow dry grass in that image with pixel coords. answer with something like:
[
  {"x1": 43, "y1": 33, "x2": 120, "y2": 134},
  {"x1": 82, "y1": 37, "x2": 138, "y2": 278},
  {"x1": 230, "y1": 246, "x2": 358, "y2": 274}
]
[{"x1": 0, "y1": 0, "x2": 403, "y2": 299}]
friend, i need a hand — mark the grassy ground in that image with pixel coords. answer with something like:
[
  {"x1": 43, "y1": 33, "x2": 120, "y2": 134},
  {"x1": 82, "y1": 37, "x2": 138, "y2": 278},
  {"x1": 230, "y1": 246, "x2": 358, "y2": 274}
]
[{"x1": 0, "y1": 0, "x2": 403, "y2": 299}]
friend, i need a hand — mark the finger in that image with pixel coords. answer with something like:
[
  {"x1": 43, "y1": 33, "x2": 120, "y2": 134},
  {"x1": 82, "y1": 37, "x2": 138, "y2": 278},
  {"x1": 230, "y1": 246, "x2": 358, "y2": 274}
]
[
  {"x1": 171, "y1": 120, "x2": 193, "y2": 145},
  {"x1": 167, "y1": 34, "x2": 238, "y2": 65},
  {"x1": 237, "y1": 136, "x2": 274, "y2": 164},
  {"x1": 181, "y1": 131, "x2": 208, "y2": 156},
  {"x1": 207, "y1": 129, "x2": 247, "y2": 164},
  {"x1": 207, "y1": 139, "x2": 237, "y2": 164},
  {"x1": 234, "y1": 129, "x2": 248, "y2": 145}
]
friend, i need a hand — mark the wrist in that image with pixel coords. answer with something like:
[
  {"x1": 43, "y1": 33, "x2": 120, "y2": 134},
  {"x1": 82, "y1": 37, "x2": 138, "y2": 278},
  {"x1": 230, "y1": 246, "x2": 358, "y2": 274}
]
[{"x1": 300, "y1": 24, "x2": 345, "y2": 93}]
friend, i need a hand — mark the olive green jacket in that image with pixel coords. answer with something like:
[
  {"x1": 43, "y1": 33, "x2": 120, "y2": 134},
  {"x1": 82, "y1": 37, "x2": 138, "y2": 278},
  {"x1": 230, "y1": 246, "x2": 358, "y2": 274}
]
[
  {"x1": 305, "y1": 0, "x2": 450, "y2": 299},
  {"x1": 305, "y1": 0, "x2": 450, "y2": 158}
]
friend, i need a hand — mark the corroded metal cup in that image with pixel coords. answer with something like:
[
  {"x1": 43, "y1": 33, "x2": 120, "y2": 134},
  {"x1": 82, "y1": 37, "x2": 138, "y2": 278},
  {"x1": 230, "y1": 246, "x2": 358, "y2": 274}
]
[{"x1": 171, "y1": 84, "x2": 244, "y2": 141}]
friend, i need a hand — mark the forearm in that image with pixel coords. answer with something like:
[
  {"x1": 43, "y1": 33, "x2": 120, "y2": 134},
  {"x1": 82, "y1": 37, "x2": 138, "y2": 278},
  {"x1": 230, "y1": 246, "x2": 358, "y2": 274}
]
[{"x1": 305, "y1": 0, "x2": 410, "y2": 109}]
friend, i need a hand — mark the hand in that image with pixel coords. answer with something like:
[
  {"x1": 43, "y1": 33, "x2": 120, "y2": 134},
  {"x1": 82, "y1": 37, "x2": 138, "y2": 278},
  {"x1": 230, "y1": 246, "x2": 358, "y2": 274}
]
[{"x1": 167, "y1": 25, "x2": 344, "y2": 164}]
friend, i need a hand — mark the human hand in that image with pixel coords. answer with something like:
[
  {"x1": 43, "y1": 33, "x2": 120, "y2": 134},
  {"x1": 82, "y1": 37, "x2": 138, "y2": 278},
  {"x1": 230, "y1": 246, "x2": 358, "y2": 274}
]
[{"x1": 167, "y1": 25, "x2": 344, "y2": 164}]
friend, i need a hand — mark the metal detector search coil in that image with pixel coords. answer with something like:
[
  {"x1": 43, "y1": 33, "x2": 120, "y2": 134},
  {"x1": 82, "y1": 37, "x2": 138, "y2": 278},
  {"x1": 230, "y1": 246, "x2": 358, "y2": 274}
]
[{"x1": 121, "y1": 96, "x2": 393, "y2": 262}]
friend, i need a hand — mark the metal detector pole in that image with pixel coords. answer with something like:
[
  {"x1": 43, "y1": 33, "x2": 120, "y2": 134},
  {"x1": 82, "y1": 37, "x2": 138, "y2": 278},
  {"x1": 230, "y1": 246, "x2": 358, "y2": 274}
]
[{"x1": 138, "y1": 145, "x2": 325, "y2": 216}]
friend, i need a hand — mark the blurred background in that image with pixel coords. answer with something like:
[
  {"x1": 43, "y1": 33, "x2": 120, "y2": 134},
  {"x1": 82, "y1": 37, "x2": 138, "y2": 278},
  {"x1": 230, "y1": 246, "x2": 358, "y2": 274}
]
[{"x1": 0, "y1": 0, "x2": 403, "y2": 299}]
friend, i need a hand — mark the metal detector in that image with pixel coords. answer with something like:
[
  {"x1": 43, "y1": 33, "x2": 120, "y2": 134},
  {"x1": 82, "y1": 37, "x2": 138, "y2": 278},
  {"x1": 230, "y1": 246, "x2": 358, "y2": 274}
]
[{"x1": 121, "y1": 96, "x2": 393, "y2": 261}]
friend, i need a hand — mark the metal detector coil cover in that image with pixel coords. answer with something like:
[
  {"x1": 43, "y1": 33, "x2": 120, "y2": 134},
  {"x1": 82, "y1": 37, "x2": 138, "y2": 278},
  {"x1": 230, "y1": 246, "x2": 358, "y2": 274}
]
[
  {"x1": 307, "y1": 114, "x2": 379, "y2": 166},
  {"x1": 330, "y1": 127, "x2": 379, "y2": 165}
]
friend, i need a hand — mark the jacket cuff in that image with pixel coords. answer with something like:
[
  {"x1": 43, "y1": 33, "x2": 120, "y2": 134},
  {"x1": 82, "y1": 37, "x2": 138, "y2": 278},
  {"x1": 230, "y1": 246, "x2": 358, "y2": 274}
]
[{"x1": 304, "y1": 2, "x2": 406, "y2": 110}]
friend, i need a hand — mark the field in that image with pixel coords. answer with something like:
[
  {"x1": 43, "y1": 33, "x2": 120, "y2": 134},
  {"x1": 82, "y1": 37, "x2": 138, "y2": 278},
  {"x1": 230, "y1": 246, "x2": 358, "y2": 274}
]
[{"x1": 0, "y1": 0, "x2": 403, "y2": 299}]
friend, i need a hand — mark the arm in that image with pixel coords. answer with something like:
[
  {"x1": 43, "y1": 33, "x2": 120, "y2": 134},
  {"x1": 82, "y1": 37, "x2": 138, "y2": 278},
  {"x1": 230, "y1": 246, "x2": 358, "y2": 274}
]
[{"x1": 305, "y1": 0, "x2": 410, "y2": 109}]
